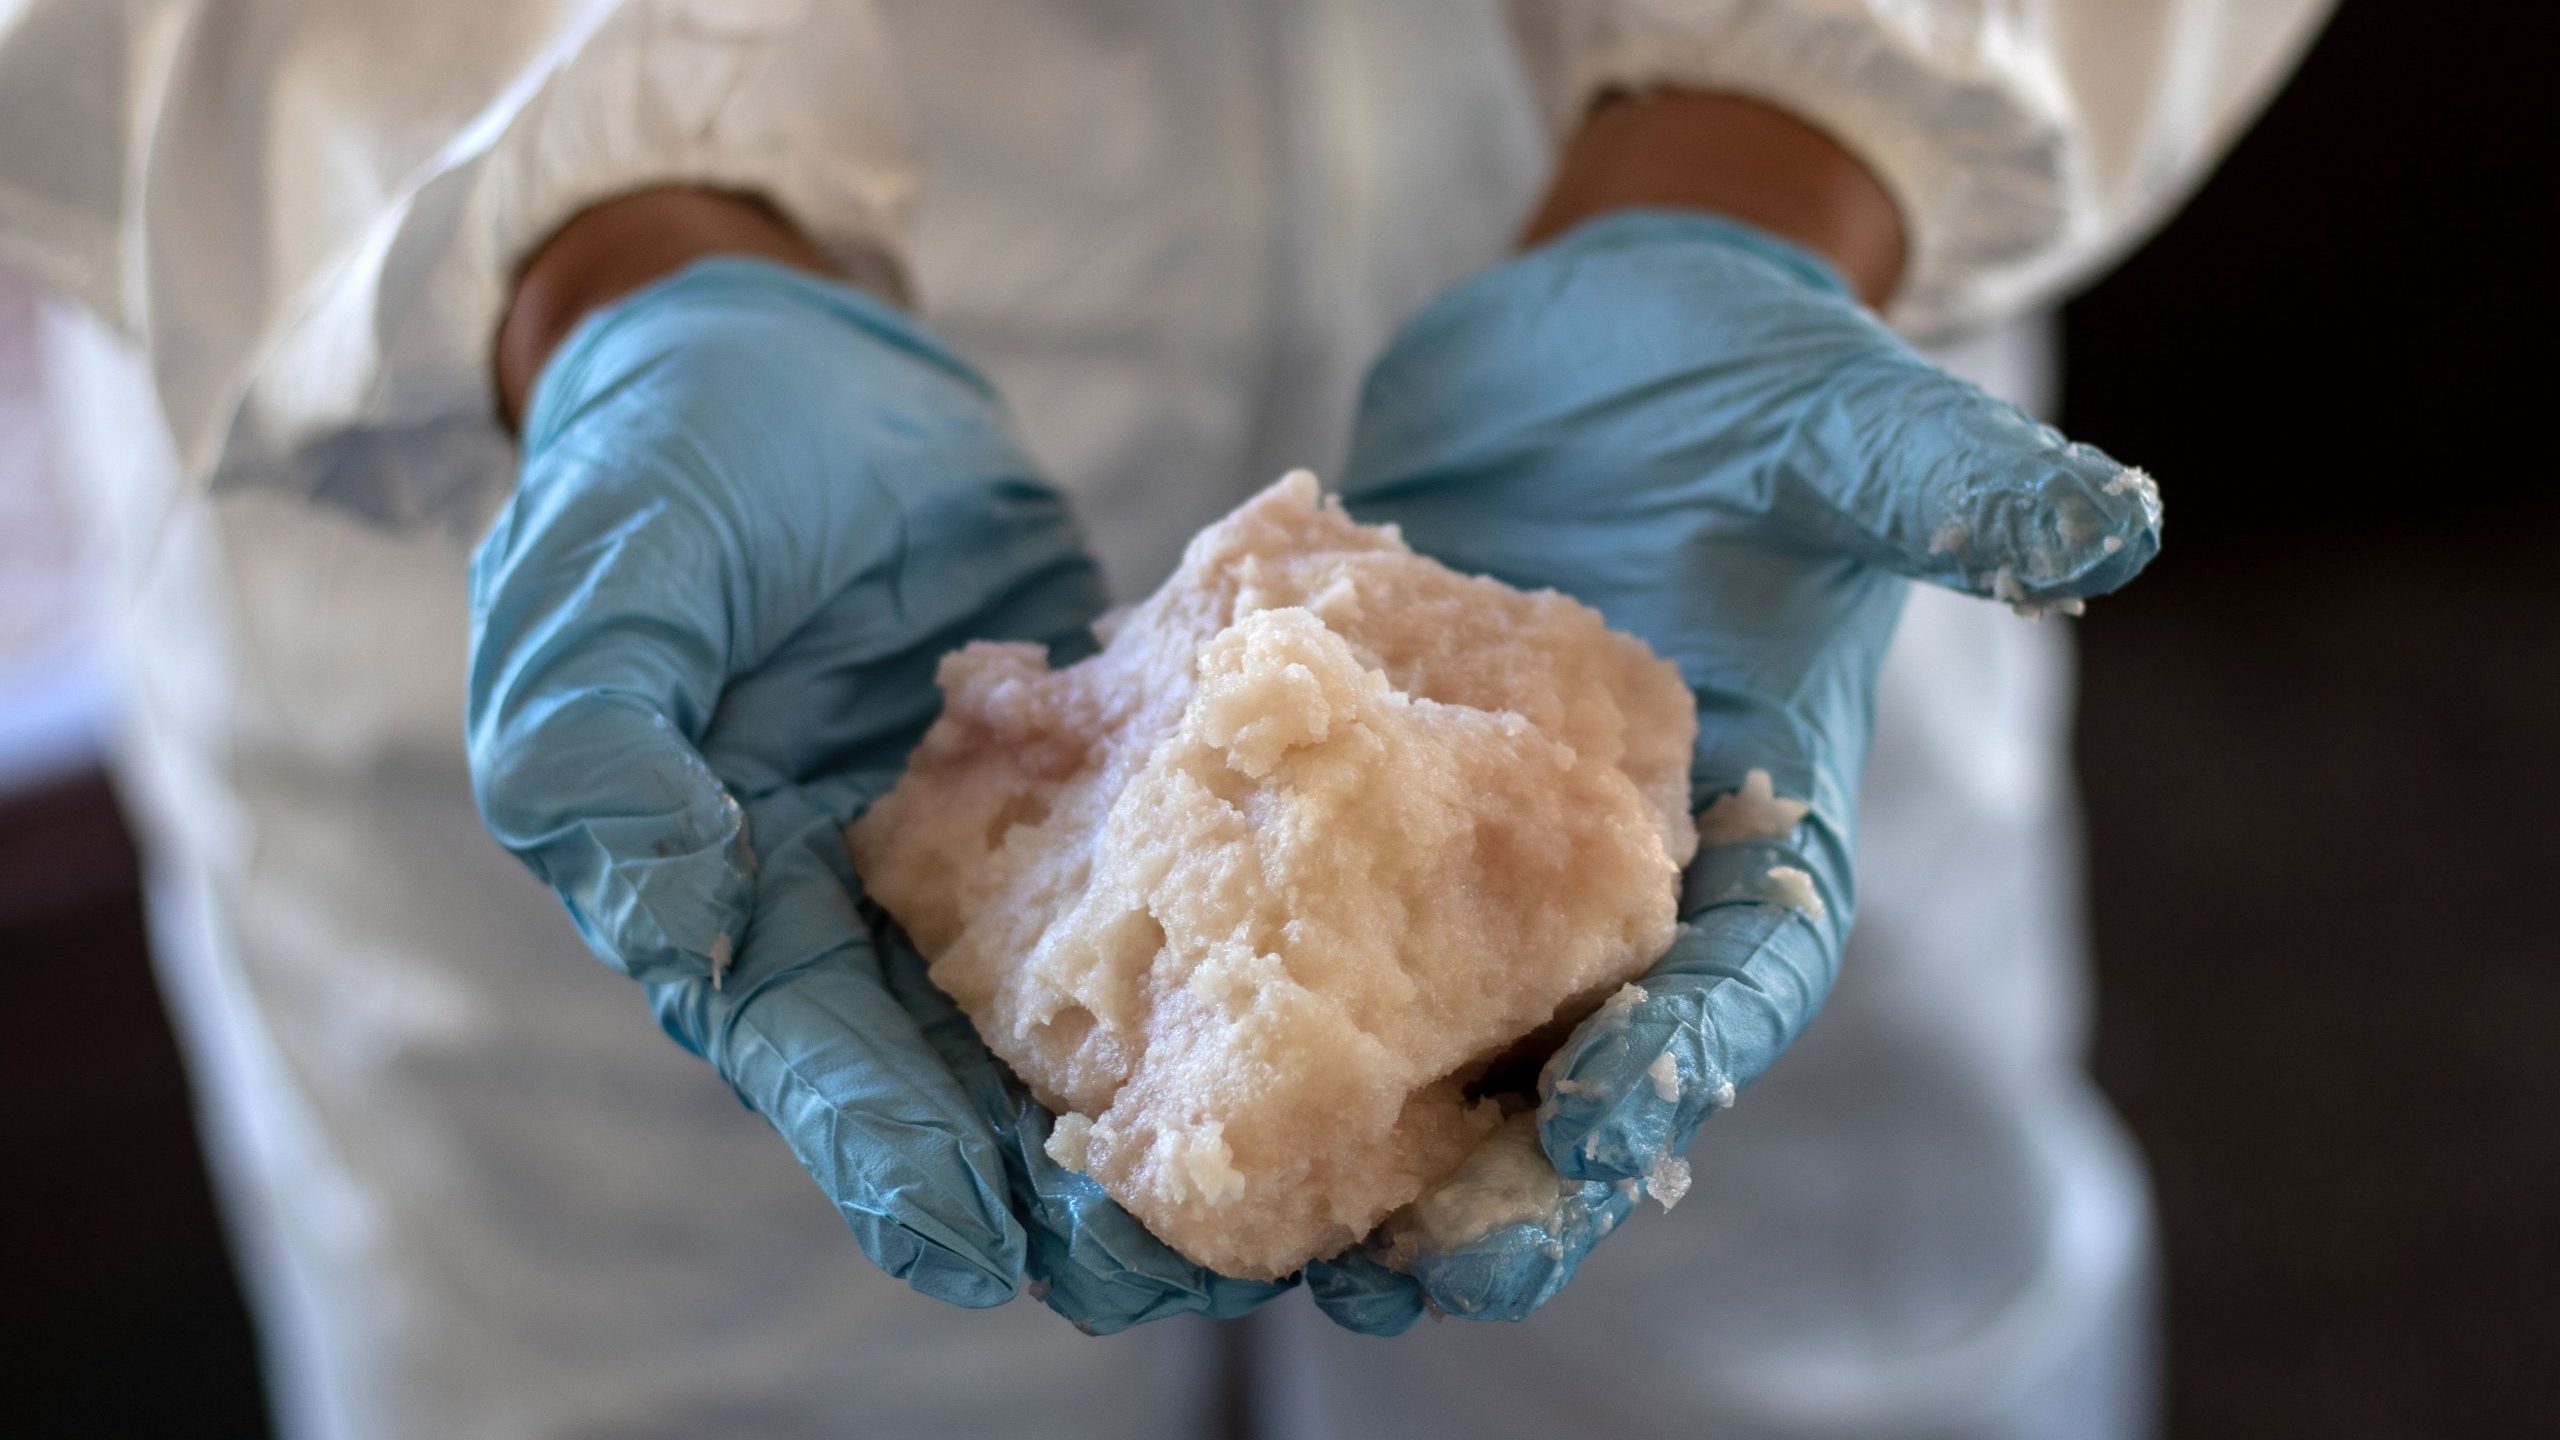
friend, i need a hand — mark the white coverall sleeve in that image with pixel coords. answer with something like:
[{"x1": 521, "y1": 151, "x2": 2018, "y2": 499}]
[
  {"x1": 1507, "y1": 0, "x2": 2334, "y2": 338},
  {"x1": 0, "y1": 0, "x2": 916, "y2": 526}
]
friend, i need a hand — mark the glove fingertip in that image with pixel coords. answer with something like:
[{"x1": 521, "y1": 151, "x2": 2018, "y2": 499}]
[
  {"x1": 587, "y1": 829, "x2": 756, "y2": 987},
  {"x1": 1305, "y1": 1258, "x2": 1428, "y2": 1336},
  {"x1": 1415, "y1": 1235, "x2": 1564, "y2": 1322},
  {"x1": 867, "y1": 1219, "x2": 1025, "y2": 1309},
  {"x1": 1410, "y1": 1179, "x2": 1637, "y2": 1323},
  {"x1": 1541, "y1": 894, "x2": 1825, "y2": 1182},
  {"x1": 1019, "y1": 1173, "x2": 1292, "y2": 1330},
  {"x1": 839, "y1": 1130, "x2": 1029, "y2": 1311},
  {"x1": 474, "y1": 692, "x2": 757, "y2": 987},
  {"x1": 1924, "y1": 445, "x2": 2164, "y2": 613},
  {"x1": 1543, "y1": 1066, "x2": 1702, "y2": 1185}
]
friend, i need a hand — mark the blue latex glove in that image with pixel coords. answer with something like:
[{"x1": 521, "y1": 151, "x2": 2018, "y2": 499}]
[
  {"x1": 1304, "y1": 211, "x2": 2162, "y2": 1332},
  {"x1": 466, "y1": 258, "x2": 1286, "y2": 1333}
]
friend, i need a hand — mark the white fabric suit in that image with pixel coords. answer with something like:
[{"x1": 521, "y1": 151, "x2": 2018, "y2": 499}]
[{"x1": 0, "y1": 2, "x2": 2329, "y2": 1436}]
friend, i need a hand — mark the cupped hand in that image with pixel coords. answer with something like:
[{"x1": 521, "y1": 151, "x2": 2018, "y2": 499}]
[
  {"x1": 467, "y1": 258, "x2": 1286, "y2": 1332},
  {"x1": 1305, "y1": 211, "x2": 2160, "y2": 1331}
]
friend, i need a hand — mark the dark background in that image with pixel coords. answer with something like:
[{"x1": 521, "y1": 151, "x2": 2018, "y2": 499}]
[
  {"x1": 2058, "y1": 0, "x2": 2557, "y2": 1432},
  {"x1": 2, "y1": 2, "x2": 2550, "y2": 1435}
]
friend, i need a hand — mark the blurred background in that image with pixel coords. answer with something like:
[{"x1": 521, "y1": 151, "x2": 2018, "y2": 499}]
[{"x1": 0, "y1": 2, "x2": 2548, "y2": 1435}]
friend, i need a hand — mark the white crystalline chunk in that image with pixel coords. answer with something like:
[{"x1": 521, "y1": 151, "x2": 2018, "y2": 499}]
[
  {"x1": 1165, "y1": 1121, "x2": 1245, "y2": 1207},
  {"x1": 1647, "y1": 1051, "x2": 1681, "y2": 1103},
  {"x1": 1045, "y1": 1111, "x2": 1094, "y2": 1174},
  {"x1": 1695, "y1": 768, "x2": 1810, "y2": 846},
  {"x1": 850, "y1": 472, "x2": 1699, "y2": 1278},
  {"x1": 1644, "y1": 1152, "x2": 1693, "y2": 1212},
  {"x1": 1591, "y1": 982, "x2": 1650, "y2": 1033},
  {"x1": 1764, "y1": 865, "x2": 1827, "y2": 921}
]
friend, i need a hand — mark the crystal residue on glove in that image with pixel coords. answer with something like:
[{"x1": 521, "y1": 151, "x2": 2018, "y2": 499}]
[
  {"x1": 1379, "y1": 1112, "x2": 1575, "y2": 1267},
  {"x1": 849, "y1": 472, "x2": 1698, "y2": 1279}
]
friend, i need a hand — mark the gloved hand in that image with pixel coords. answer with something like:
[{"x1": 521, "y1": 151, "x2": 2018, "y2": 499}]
[
  {"x1": 466, "y1": 258, "x2": 1286, "y2": 1333},
  {"x1": 1303, "y1": 211, "x2": 2162, "y2": 1332}
]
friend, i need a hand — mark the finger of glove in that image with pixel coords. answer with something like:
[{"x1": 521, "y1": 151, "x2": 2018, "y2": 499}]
[
  {"x1": 469, "y1": 452, "x2": 746, "y2": 986},
  {"x1": 1013, "y1": 1112, "x2": 1294, "y2": 1333},
  {"x1": 1345, "y1": 210, "x2": 2157, "y2": 612},
  {"x1": 1409, "y1": 1179, "x2": 1640, "y2": 1324},
  {"x1": 1304, "y1": 1254, "x2": 1428, "y2": 1336},
  {"x1": 1304, "y1": 1168, "x2": 1653, "y2": 1332},
  {"x1": 873, "y1": 926, "x2": 1291, "y2": 1332},
  {"x1": 1540, "y1": 685, "x2": 1861, "y2": 1191},
  {"x1": 650, "y1": 785, "x2": 1026, "y2": 1307},
  {"x1": 1541, "y1": 886, "x2": 1838, "y2": 1186},
  {"x1": 1016, "y1": 1151, "x2": 1294, "y2": 1333},
  {"x1": 1778, "y1": 354, "x2": 2163, "y2": 608}
]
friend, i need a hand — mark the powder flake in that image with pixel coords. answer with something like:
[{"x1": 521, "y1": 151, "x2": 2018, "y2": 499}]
[
  {"x1": 1647, "y1": 1050, "x2": 1682, "y2": 1103},
  {"x1": 1695, "y1": 768, "x2": 1809, "y2": 846},
  {"x1": 1764, "y1": 865, "x2": 1828, "y2": 922},
  {"x1": 1644, "y1": 1153, "x2": 1693, "y2": 1212}
]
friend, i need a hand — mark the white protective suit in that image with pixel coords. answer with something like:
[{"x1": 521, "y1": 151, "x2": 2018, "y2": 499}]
[{"x1": 0, "y1": 3, "x2": 2329, "y2": 1437}]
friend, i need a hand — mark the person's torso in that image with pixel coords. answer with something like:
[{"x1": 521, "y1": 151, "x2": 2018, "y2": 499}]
[
  {"x1": 45, "y1": 9, "x2": 2113, "y2": 1433},
  {"x1": 890, "y1": 0, "x2": 1549, "y2": 597}
]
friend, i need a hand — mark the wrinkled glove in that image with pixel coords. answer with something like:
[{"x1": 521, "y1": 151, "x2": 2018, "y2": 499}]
[
  {"x1": 466, "y1": 258, "x2": 1285, "y2": 1333},
  {"x1": 1305, "y1": 211, "x2": 2162, "y2": 1332}
]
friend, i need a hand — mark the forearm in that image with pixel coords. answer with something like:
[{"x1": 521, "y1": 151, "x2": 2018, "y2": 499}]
[
  {"x1": 1522, "y1": 90, "x2": 1906, "y2": 309},
  {"x1": 493, "y1": 187, "x2": 874, "y2": 431}
]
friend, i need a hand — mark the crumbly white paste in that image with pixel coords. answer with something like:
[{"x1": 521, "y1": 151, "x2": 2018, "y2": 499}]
[{"x1": 850, "y1": 473, "x2": 1698, "y2": 1277}]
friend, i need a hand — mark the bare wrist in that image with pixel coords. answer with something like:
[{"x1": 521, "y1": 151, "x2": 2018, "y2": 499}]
[
  {"x1": 493, "y1": 186, "x2": 883, "y2": 432},
  {"x1": 1521, "y1": 90, "x2": 1907, "y2": 308}
]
